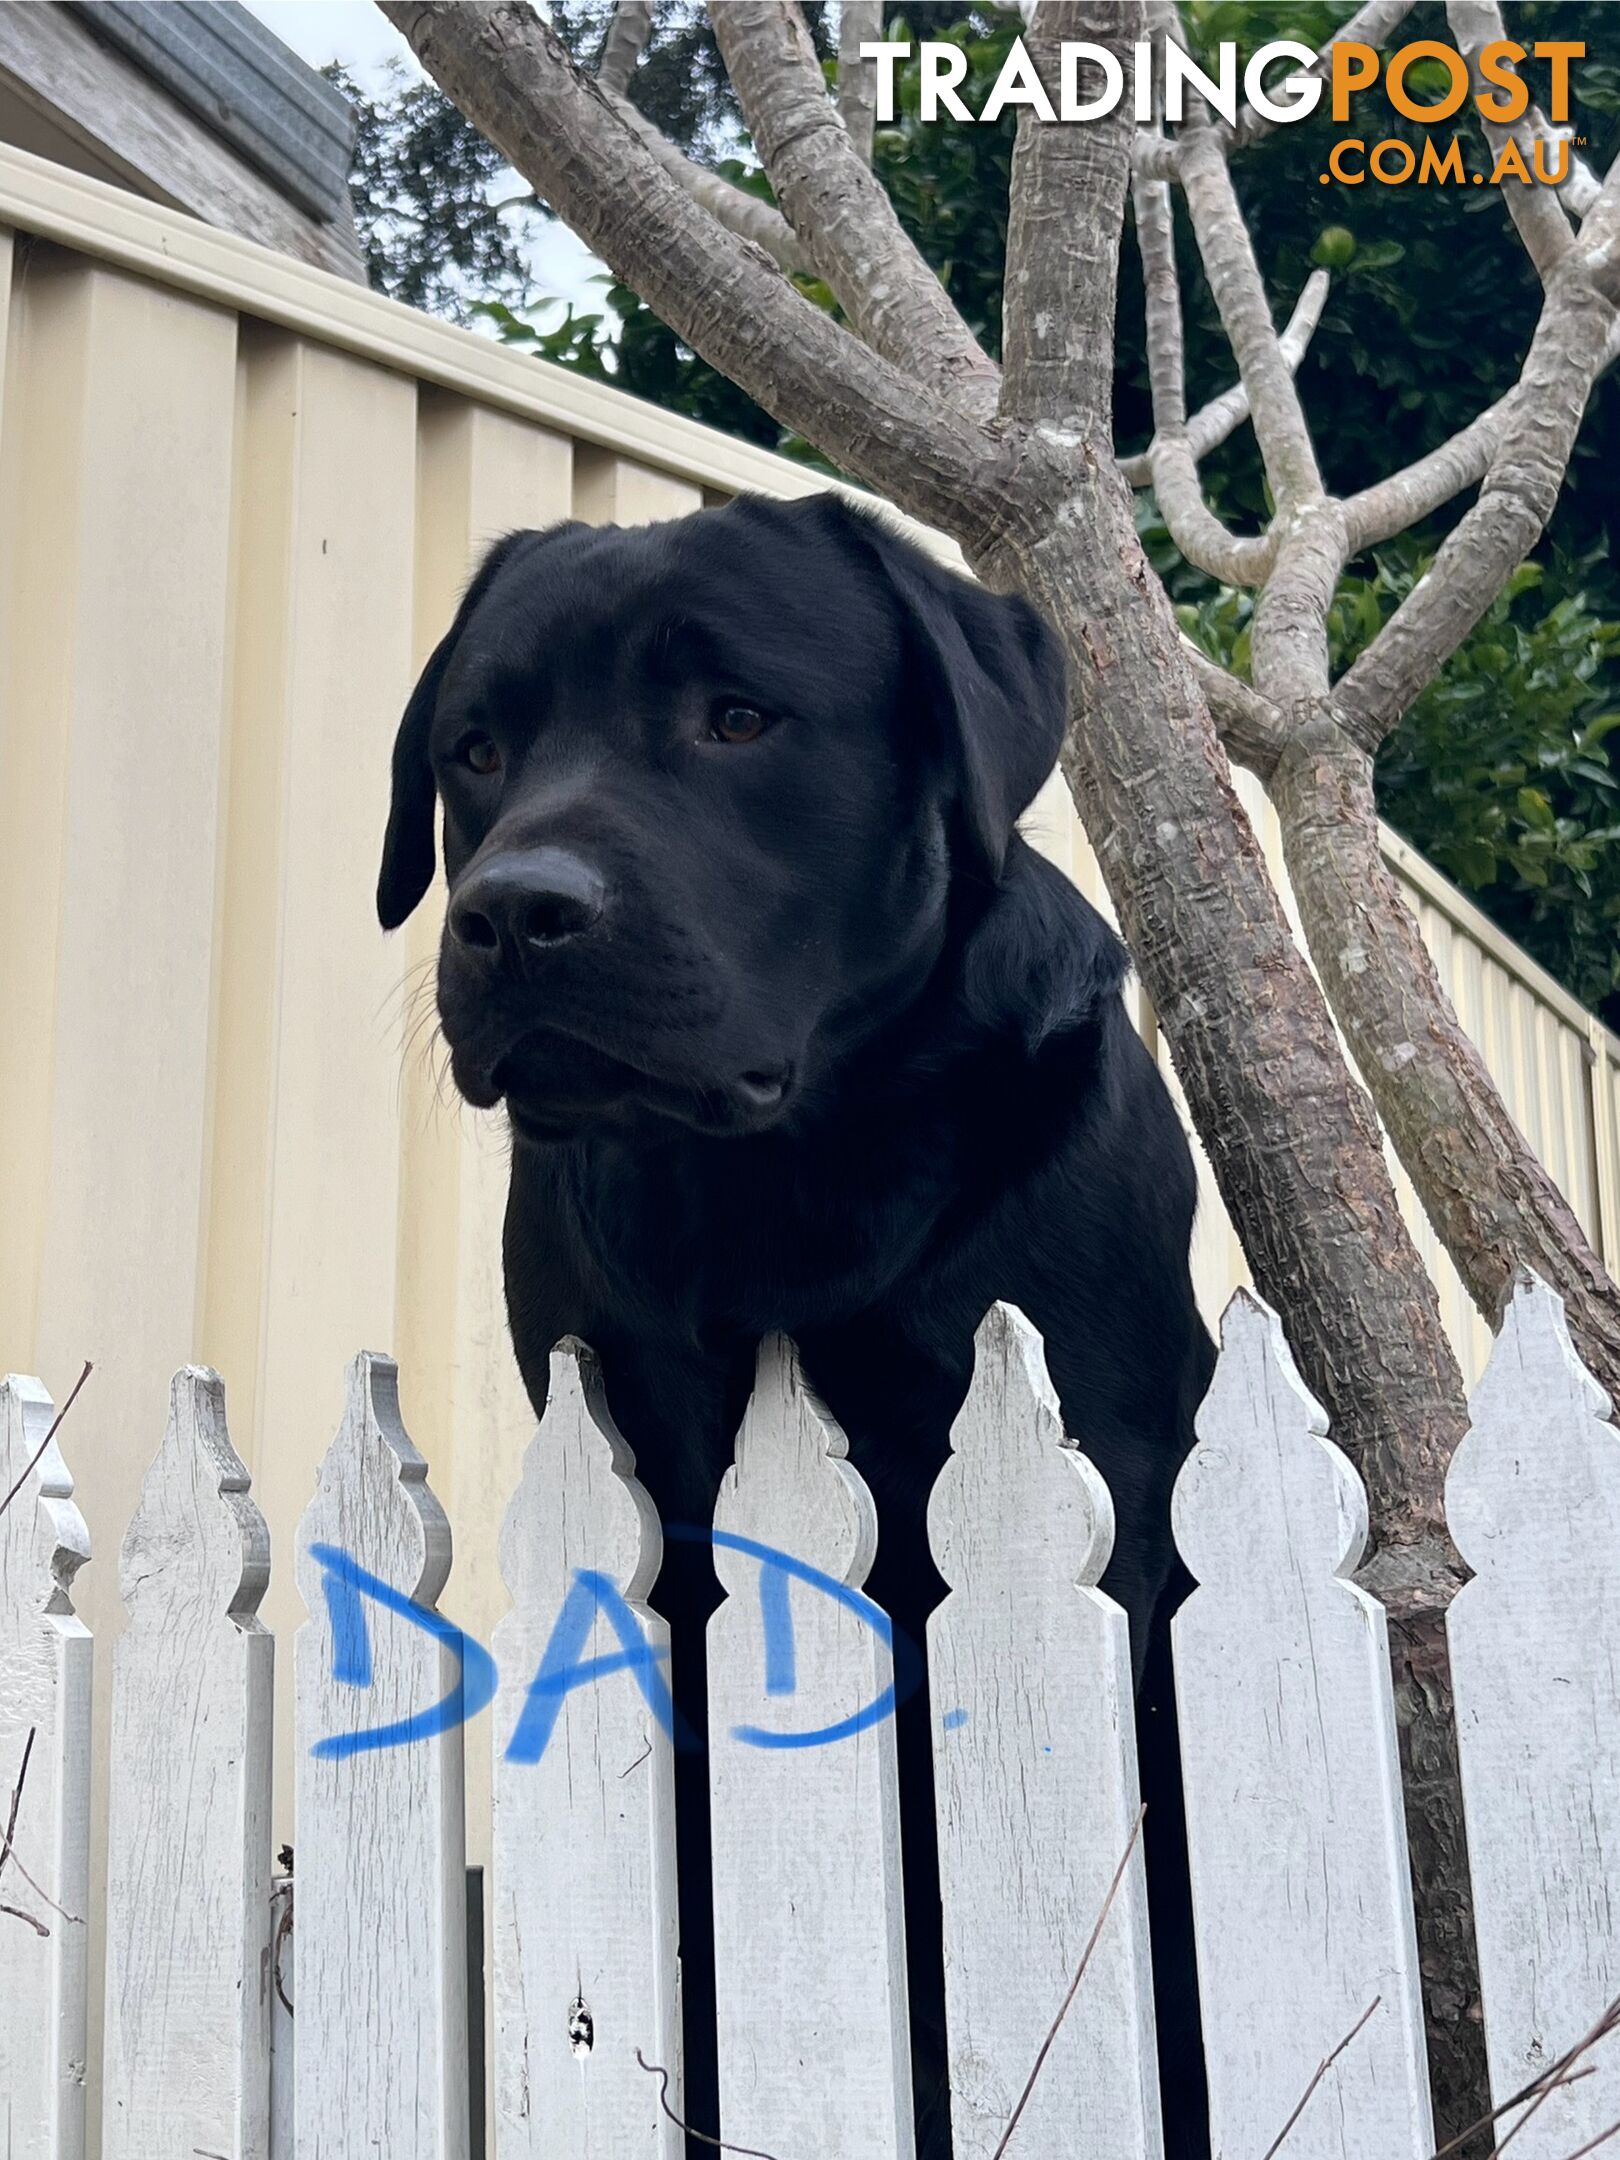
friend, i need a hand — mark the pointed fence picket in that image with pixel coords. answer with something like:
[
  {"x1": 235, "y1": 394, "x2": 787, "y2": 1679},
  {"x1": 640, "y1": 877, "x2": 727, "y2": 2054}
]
[
  {"x1": 0, "y1": 1372, "x2": 92, "y2": 2160},
  {"x1": 490, "y1": 1340, "x2": 680, "y2": 2159},
  {"x1": 1446, "y1": 1272, "x2": 1620, "y2": 2158},
  {"x1": 707, "y1": 1333, "x2": 915, "y2": 2160},
  {"x1": 102, "y1": 1368, "x2": 273, "y2": 2160},
  {"x1": 1171, "y1": 1290, "x2": 1435, "y2": 2160},
  {"x1": 292, "y1": 1352, "x2": 475, "y2": 2160},
  {"x1": 927, "y1": 1304, "x2": 1161, "y2": 2160},
  {"x1": 8, "y1": 1280, "x2": 1620, "y2": 2160}
]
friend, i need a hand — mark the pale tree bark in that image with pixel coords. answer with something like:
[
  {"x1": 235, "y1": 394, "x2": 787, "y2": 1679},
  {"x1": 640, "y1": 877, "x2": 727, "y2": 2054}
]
[
  {"x1": 1004, "y1": 13, "x2": 1481, "y2": 2129},
  {"x1": 1447, "y1": 0, "x2": 1601, "y2": 263},
  {"x1": 375, "y1": 0, "x2": 1620, "y2": 2135},
  {"x1": 596, "y1": 0, "x2": 652, "y2": 96},
  {"x1": 1154, "y1": 38, "x2": 1620, "y2": 1423},
  {"x1": 837, "y1": 0, "x2": 883, "y2": 166},
  {"x1": 1117, "y1": 268, "x2": 1328, "y2": 491},
  {"x1": 1226, "y1": 0, "x2": 1417, "y2": 150},
  {"x1": 712, "y1": 0, "x2": 1001, "y2": 418},
  {"x1": 611, "y1": 89, "x2": 813, "y2": 271}
]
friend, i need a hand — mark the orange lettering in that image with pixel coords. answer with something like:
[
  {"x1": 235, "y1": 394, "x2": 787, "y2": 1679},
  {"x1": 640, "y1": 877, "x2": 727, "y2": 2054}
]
[
  {"x1": 1329, "y1": 138, "x2": 1367, "y2": 184},
  {"x1": 1534, "y1": 42, "x2": 1582, "y2": 124},
  {"x1": 1476, "y1": 40, "x2": 1529, "y2": 125},
  {"x1": 1331, "y1": 41, "x2": 1379, "y2": 121},
  {"x1": 1385, "y1": 41, "x2": 1469, "y2": 123}
]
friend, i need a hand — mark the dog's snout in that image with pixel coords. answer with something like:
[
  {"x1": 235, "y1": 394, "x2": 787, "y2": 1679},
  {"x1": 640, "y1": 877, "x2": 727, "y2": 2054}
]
[{"x1": 449, "y1": 847, "x2": 606, "y2": 960}]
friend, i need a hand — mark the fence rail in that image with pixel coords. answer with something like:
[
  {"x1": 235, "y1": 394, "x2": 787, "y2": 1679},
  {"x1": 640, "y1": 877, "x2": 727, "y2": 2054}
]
[{"x1": 3, "y1": 1276, "x2": 1617, "y2": 2160}]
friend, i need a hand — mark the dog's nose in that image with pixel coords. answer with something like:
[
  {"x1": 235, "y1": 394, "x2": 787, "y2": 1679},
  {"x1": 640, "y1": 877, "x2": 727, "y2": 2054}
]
[{"x1": 449, "y1": 848, "x2": 606, "y2": 959}]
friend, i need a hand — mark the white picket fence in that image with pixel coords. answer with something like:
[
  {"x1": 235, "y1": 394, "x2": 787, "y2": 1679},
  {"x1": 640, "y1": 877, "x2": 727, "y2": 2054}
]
[{"x1": 2, "y1": 1276, "x2": 1618, "y2": 2160}]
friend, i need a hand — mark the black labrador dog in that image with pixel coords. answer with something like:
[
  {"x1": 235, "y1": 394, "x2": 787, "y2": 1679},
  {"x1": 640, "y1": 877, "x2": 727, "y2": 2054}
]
[{"x1": 378, "y1": 492, "x2": 1213, "y2": 2157}]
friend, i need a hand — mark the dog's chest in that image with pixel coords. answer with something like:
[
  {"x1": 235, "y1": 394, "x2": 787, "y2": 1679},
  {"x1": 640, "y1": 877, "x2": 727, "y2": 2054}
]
[{"x1": 532, "y1": 1106, "x2": 973, "y2": 1340}]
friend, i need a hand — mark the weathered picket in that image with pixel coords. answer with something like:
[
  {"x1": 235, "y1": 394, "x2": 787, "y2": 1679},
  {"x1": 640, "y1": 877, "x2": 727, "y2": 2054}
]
[
  {"x1": 102, "y1": 1367, "x2": 273, "y2": 2160},
  {"x1": 2, "y1": 1282, "x2": 1619, "y2": 2160},
  {"x1": 292, "y1": 1352, "x2": 472, "y2": 2160},
  {"x1": 1446, "y1": 1273, "x2": 1620, "y2": 2159},
  {"x1": 0, "y1": 1371, "x2": 93, "y2": 2160},
  {"x1": 1172, "y1": 1293, "x2": 1435, "y2": 2160},
  {"x1": 708, "y1": 1334, "x2": 914, "y2": 2158},
  {"x1": 928, "y1": 1305, "x2": 1161, "y2": 2159},
  {"x1": 491, "y1": 1341, "x2": 680, "y2": 2159}
]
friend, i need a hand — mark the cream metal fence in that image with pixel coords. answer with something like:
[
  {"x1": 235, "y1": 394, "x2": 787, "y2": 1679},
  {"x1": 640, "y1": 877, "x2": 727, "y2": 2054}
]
[{"x1": 0, "y1": 135, "x2": 1617, "y2": 2151}]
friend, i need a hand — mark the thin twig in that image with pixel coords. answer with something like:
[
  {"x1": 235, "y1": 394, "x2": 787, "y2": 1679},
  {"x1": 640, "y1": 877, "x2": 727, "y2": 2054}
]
[
  {"x1": 1561, "y1": 2122, "x2": 1620, "y2": 2160},
  {"x1": 1432, "y1": 2065, "x2": 1598, "y2": 2156},
  {"x1": 0, "y1": 1727, "x2": 61, "y2": 1938},
  {"x1": 1495, "y1": 1999, "x2": 1620, "y2": 2157},
  {"x1": 991, "y1": 1806, "x2": 1148, "y2": 2160},
  {"x1": 0, "y1": 1725, "x2": 36, "y2": 1882},
  {"x1": 1430, "y1": 1994, "x2": 1620, "y2": 2160},
  {"x1": 4, "y1": 1845, "x2": 81, "y2": 1924},
  {"x1": 1261, "y1": 1997, "x2": 1381, "y2": 2159},
  {"x1": 635, "y1": 2051, "x2": 787, "y2": 2160},
  {"x1": 0, "y1": 1359, "x2": 93, "y2": 1520}
]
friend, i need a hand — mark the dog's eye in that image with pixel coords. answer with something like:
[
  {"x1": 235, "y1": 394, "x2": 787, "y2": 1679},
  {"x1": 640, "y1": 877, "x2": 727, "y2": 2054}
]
[
  {"x1": 459, "y1": 734, "x2": 502, "y2": 776},
  {"x1": 709, "y1": 703, "x2": 772, "y2": 745}
]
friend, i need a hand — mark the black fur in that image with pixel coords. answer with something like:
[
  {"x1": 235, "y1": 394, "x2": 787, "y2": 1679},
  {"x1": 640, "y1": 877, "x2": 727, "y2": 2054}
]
[{"x1": 379, "y1": 492, "x2": 1214, "y2": 2157}]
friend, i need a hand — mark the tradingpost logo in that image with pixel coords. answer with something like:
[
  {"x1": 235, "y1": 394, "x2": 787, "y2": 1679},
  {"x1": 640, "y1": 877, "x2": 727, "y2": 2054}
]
[{"x1": 864, "y1": 34, "x2": 1586, "y2": 189}]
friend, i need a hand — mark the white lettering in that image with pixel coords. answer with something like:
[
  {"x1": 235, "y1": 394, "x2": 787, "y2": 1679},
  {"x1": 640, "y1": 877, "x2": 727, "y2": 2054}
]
[
  {"x1": 859, "y1": 41, "x2": 912, "y2": 125},
  {"x1": 1062, "y1": 41, "x2": 1125, "y2": 122},
  {"x1": 982, "y1": 36, "x2": 1058, "y2": 124},
  {"x1": 1243, "y1": 40, "x2": 1323, "y2": 123},
  {"x1": 920, "y1": 42, "x2": 973, "y2": 123},
  {"x1": 1165, "y1": 41, "x2": 1238, "y2": 124}
]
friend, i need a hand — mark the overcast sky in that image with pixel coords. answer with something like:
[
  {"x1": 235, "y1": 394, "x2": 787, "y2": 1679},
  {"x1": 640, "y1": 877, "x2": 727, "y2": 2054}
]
[{"x1": 243, "y1": 0, "x2": 607, "y2": 308}]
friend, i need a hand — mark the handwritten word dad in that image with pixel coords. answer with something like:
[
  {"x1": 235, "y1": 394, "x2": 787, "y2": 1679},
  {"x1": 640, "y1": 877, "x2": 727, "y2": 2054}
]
[{"x1": 308, "y1": 1528, "x2": 921, "y2": 1765}]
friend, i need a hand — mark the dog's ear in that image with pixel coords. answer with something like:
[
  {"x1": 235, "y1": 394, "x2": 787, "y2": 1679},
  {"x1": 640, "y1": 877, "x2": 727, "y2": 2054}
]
[
  {"x1": 377, "y1": 526, "x2": 577, "y2": 931},
  {"x1": 844, "y1": 509, "x2": 1068, "y2": 876}
]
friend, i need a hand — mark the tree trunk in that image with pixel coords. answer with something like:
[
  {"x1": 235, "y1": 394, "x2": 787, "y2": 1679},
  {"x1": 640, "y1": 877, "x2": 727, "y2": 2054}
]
[
  {"x1": 968, "y1": 449, "x2": 1486, "y2": 2139},
  {"x1": 1271, "y1": 716, "x2": 1620, "y2": 1410}
]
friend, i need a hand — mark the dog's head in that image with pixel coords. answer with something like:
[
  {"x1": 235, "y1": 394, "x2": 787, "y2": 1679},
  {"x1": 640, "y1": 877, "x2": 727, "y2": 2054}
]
[{"x1": 378, "y1": 494, "x2": 1067, "y2": 1141}]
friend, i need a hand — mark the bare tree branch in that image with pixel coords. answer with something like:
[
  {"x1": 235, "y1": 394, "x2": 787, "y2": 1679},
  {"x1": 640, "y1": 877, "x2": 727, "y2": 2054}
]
[
  {"x1": 379, "y1": 1, "x2": 997, "y2": 536},
  {"x1": 1270, "y1": 719, "x2": 1620, "y2": 1430},
  {"x1": 1000, "y1": 2, "x2": 1138, "y2": 431},
  {"x1": 1448, "y1": 0, "x2": 1603, "y2": 220},
  {"x1": 1177, "y1": 127, "x2": 1323, "y2": 510},
  {"x1": 1334, "y1": 182, "x2": 1620, "y2": 748},
  {"x1": 1183, "y1": 642, "x2": 1290, "y2": 778},
  {"x1": 989, "y1": 1808, "x2": 1147, "y2": 2160},
  {"x1": 606, "y1": 86, "x2": 814, "y2": 273},
  {"x1": 1447, "y1": 1, "x2": 1575, "y2": 284},
  {"x1": 1119, "y1": 269, "x2": 1328, "y2": 490},
  {"x1": 596, "y1": 0, "x2": 653, "y2": 97},
  {"x1": 1344, "y1": 315, "x2": 1620, "y2": 551},
  {"x1": 711, "y1": 0, "x2": 1001, "y2": 419},
  {"x1": 837, "y1": 0, "x2": 883, "y2": 167},
  {"x1": 1132, "y1": 157, "x2": 1273, "y2": 584},
  {"x1": 1230, "y1": 0, "x2": 1417, "y2": 149},
  {"x1": 1253, "y1": 505, "x2": 1349, "y2": 711}
]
